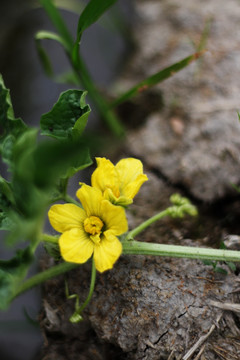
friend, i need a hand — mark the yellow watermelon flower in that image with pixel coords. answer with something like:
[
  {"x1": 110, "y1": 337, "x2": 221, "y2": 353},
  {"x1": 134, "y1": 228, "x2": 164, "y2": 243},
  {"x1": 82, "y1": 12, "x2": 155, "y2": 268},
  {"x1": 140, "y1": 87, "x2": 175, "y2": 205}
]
[
  {"x1": 48, "y1": 184, "x2": 128, "y2": 272},
  {"x1": 91, "y1": 157, "x2": 148, "y2": 206}
]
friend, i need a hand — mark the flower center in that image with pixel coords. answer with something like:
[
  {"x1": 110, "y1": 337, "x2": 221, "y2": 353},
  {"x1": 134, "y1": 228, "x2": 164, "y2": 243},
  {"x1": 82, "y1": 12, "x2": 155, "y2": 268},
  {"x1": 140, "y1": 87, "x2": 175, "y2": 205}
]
[{"x1": 84, "y1": 216, "x2": 104, "y2": 235}]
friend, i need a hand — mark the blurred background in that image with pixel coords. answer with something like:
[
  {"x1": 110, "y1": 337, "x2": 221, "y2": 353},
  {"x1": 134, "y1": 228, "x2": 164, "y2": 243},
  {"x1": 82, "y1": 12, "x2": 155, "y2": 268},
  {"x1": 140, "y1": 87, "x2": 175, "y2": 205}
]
[{"x1": 0, "y1": 1, "x2": 133, "y2": 359}]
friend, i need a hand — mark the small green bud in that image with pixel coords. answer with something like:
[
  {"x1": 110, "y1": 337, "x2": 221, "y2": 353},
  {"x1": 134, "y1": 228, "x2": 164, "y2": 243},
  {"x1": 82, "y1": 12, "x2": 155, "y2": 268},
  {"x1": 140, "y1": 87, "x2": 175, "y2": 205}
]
[
  {"x1": 169, "y1": 194, "x2": 198, "y2": 217},
  {"x1": 170, "y1": 194, "x2": 190, "y2": 206},
  {"x1": 184, "y1": 204, "x2": 198, "y2": 217},
  {"x1": 69, "y1": 311, "x2": 83, "y2": 323},
  {"x1": 167, "y1": 206, "x2": 185, "y2": 218}
]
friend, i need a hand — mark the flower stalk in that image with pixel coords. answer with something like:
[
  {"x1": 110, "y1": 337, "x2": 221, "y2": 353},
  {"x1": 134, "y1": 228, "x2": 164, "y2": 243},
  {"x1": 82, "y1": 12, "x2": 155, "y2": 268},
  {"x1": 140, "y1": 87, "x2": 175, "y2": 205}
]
[
  {"x1": 125, "y1": 209, "x2": 170, "y2": 241},
  {"x1": 126, "y1": 194, "x2": 198, "y2": 241},
  {"x1": 66, "y1": 260, "x2": 97, "y2": 323},
  {"x1": 42, "y1": 233, "x2": 59, "y2": 244},
  {"x1": 78, "y1": 260, "x2": 96, "y2": 313},
  {"x1": 122, "y1": 240, "x2": 240, "y2": 263}
]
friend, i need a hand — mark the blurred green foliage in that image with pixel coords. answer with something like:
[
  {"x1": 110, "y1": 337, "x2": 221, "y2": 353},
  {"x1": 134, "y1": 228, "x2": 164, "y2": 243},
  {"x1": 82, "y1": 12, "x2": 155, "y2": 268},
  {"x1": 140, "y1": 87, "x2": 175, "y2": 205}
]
[{"x1": 0, "y1": 75, "x2": 91, "y2": 309}]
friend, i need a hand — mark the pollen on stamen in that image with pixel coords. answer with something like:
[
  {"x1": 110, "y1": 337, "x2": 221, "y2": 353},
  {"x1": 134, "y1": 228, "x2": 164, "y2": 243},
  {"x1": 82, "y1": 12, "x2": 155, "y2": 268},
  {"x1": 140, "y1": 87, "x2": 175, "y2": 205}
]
[{"x1": 84, "y1": 216, "x2": 104, "y2": 235}]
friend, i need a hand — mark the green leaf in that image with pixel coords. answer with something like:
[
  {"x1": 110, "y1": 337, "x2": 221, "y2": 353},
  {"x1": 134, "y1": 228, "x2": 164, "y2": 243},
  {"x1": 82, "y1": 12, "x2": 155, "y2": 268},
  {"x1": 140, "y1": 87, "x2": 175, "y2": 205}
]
[
  {"x1": 226, "y1": 261, "x2": 237, "y2": 272},
  {"x1": 44, "y1": 242, "x2": 61, "y2": 261},
  {"x1": 0, "y1": 212, "x2": 14, "y2": 231},
  {"x1": 54, "y1": 70, "x2": 80, "y2": 86},
  {"x1": 0, "y1": 178, "x2": 15, "y2": 231},
  {"x1": 190, "y1": 18, "x2": 212, "y2": 53},
  {"x1": 33, "y1": 139, "x2": 92, "y2": 187},
  {"x1": 40, "y1": 90, "x2": 90, "y2": 140},
  {"x1": 9, "y1": 128, "x2": 50, "y2": 222},
  {"x1": 0, "y1": 176, "x2": 15, "y2": 209},
  {"x1": 35, "y1": 31, "x2": 80, "y2": 85},
  {"x1": 12, "y1": 128, "x2": 38, "y2": 181},
  {"x1": 0, "y1": 75, "x2": 28, "y2": 170},
  {"x1": 0, "y1": 175, "x2": 16, "y2": 230},
  {"x1": 39, "y1": 0, "x2": 74, "y2": 52},
  {"x1": 111, "y1": 52, "x2": 204, "y2": 107},
  {"x1": 1, "y1": 135, "x2": 15, "y2": 167},
  {"x1": 215, "y1": 266, "x2": 228, "y2": 275},
  {"x1": 8, "y1": 128, "x2": 91, "y2": 240},
  {"x1": 72, "y1": 0, "x2": 117, "y2": 64},
  {"x1": 202, "y1": 259, "x2": 216, "y2": 267},
  {"x1": 0, "y1": 248, "x2": 34, "y2": 310},
  {"x1": 0, "y1": 74, "x2": 27, "y2": 144},
  {"x1": 62, "y1": 146, "x2": 92, "y2": 178},
  {"x1": 76, "y1": 0, "x2": 117, "y2": 37},
  {"x1": 231, "y1": 183, "x2": 240, "y2": 193},
  {"x1": 35, "y1": 30, "x2": 70, "y2": 78},
  {"x1": 52, "y1": 0, "x2": 84, "y2": 14}
]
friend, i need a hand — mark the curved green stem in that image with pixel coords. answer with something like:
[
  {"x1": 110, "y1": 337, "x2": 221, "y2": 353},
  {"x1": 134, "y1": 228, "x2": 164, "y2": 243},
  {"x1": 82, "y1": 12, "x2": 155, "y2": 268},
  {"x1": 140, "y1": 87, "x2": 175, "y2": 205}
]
[
  {"x1": 39, "y1": 0, "x2": 74, "y2": 51},
  {"x1": 10, "y1": 262, "x2": 79, "y2": 301},
  {"x1": 126, "y1": 209, "x2": 169, "y2": 241},
  {"x1": 122, "y1": 240, "x2": 240, "y2": 263},
  {"x1": 78, "y1": 259, "x2": 96, "y2": 313},
  {"x1": 126, "y1": 195, "x2": 197, "y2": 241},
  {"x1": 67, "y1": 260, "x2": 97, "y2": 323}
]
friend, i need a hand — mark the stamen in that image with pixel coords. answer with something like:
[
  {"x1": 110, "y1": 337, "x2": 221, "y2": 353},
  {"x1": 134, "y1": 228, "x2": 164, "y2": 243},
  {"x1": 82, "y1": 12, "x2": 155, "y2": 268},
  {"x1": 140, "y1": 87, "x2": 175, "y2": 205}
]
[{"x1": 84, "y1": 216, "x2": 104, "y2": 235}]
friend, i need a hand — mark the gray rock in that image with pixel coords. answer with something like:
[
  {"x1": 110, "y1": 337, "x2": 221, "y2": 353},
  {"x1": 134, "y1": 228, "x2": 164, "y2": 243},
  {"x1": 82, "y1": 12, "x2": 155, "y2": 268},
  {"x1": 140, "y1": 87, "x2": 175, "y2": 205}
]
[{"x1": 122, "y1": 0, "x2": 240, "y2": 201}]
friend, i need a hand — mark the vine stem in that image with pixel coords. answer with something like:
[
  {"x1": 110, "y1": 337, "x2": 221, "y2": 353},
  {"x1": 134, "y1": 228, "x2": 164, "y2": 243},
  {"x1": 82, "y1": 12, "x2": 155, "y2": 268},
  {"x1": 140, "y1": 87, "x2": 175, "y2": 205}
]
[
  {"x1": 126, "y1": 209, "x2": 169, "y2": 240},
  {"x1": 10, "y1": 262, "x2": 79, "y2": 301},
  {"x1": 122, "y1": 240, "x2": 240, "y2": 263},
  {"x1": 10, "y1": 238, "x2": 240, "y2": 302},
  {"x1": 78, "y1": 260, "x2": 96, "y2": 313}
]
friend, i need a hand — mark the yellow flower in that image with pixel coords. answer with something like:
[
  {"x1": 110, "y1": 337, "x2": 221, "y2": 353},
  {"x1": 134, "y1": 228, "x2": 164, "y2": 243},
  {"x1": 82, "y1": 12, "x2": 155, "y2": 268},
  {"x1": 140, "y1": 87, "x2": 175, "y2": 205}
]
[
  {"x1": 48, "y1": 184, "x2": 128, "y2": 272},
  {"x1": 91, "y1": 157, "x2": 148, "y2": 206}
]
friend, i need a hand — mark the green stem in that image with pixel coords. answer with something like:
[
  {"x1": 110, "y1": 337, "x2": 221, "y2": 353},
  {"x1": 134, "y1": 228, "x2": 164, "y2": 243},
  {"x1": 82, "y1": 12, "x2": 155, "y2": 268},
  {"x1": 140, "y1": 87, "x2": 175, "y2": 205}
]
[
  {"x1": 11, "y1": 262, "x2": 78, "y2": 301},
  {"x1": 122, "y1": 240, "x2": 240, "y2": 263},
  {"x1": 59, "y1": 177, "x2": 69, "y2": 197},
  {"x1": 72, "y1": 56, "x2": 125, "y2": 137},
  {"x1": 40, "y1": 0, "x2": 124, "y2": 137},
  {"x1": 64, "y1": 194, "x2": 82, "y2": 206},
  {"x1": 126, "y1": 209, "x2": 169, "y2": 240},
  {"x1": 50, "y1": 194, "x2": 81, "y2": 206},
  {"x1": 78, "y1": 260, "x2": 96, "y2": 313},
  {"x1": 42, "y1": 233, "x2": 59, "y2": 244},
  {"x1": 39, "y1": 0, "x2": 74, "y2": 51}
]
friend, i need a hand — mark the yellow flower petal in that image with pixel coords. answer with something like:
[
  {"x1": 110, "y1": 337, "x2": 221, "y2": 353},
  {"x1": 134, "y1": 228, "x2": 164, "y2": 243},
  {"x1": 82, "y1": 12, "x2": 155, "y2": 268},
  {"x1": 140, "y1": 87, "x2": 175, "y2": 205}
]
[
  {"x1": 123, "y1": 173, "x2": 148, "y2": 199},
  {"x1": 100, "y1": 199, "x2": 128, "y2": 235},
  {"x1": 116, "y1": 158, "x2": 148, "y2": 198},
  {"x1": 48, "y1": 204, "x2": 86, "y2": 233},
  {"x1": 59, "y1": 228, "x2": 94, "y2": 264},
  {"x1": 91, "y1": 157, "x2": 119, "y2": 197},
  {"x1": 76, "y1": 184, "x2": 103, "y2": 218},
  {"x1": 93, "y1": 230, "x2": 122, "y2": 272}
]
